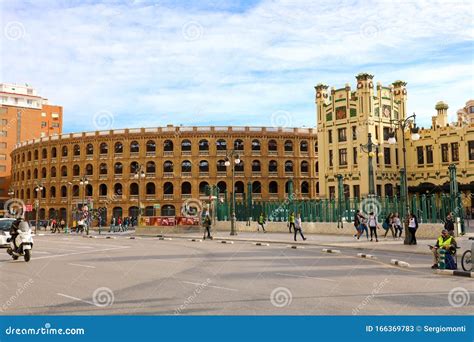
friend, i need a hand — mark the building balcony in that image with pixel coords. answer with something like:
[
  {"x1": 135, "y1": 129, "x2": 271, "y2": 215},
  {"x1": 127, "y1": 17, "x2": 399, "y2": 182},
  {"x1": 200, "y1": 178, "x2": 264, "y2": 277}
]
[
  {"x1": 217, "y1": 171, "x2": 227, "y2": 178},
  {"x1": 216, "y1": 150, "x2": 227, "y2": 156},
  {"x1": 181, "y1": 194, "x2": 192, "y2": 199},
  {"x1": 163, "y1": 172, "x2": 174, "y2": 178},
  {"x1": 251, "y1": 150, "x2": 261, "y2": 156},
  {"x1": 235, "y1": 171, "x2": 244, "y2": 177},
  {"x1": 181, "y1": 151, "x2": 192, "y2": 156},
  {"x1": 163, "y1": 151, "x2": 173, "y2": 157},
  {"x1": 146, "y1": 152, "x2": 156, "y2": 157},
  {"x1": 114, "y1": 174, "x2": 123, "y2": 179},
  {"x1": 99, "y1": 154, "x2": 108, "y2": 159},
  {"x1": 114, "y1": 153, "x2": 123, "y2": 158},
  {"x1": 130, "y1": 152, "x2": 139, "y2": 158},
  {"x1": 99, "y1": 174, "x2": 108, "y2": 180},
  {"x1": 269, "y1": 171, "x2": 278, "y2": 177},
  {"x1": 145, "y1": 195, "x2": 155, "y2": 201},
  {"x1": 146, "y1": 173, "x2": 156, "y2": 178},
  {"x1": 163, "y1": 194, "x2": 174, "y2": 200},
  {"x1": 284, "y1": 151, "x2": 294, "y2": 156},
  {"x1": 252, "y1": 171, "x2": 261, "y2": 177},
  {"x1": 268, "y1": 151, "x2": 278, "y2": 156},
  {"x1": 199, "y1": 150, "x2": 209, "y2": 156},
  {"x1": 181, "y1": 172, "x2": 192, "y2": 178},
  {"x1": 199, "y1": 172, "x2": 209, "y2": 178}
]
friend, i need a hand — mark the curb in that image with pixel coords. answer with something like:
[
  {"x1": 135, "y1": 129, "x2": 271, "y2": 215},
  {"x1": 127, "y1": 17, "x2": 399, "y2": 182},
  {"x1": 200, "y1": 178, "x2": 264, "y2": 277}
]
[
  {"x1": 106, "y1": 236, "x2": 116, "y2": 239},
  {"x1": 189, "y1": 239, "x2": 202, "y2": 242},
  {"x1": 435, "y1": 269, "x2": 474, "y2": 278},
  {"x1": 288, "y1": 245, "x2": 304, "y2": 249},
  {"x1": 158, "y1": 237, "x2": 172, "y2": 241},
  {"x1": 357, "y1": 253, "x2": 377, "y2": 259},
  {"x1": 322, "y1": 248, "x2": 341, "y2": 254},
  {"x1": 390, "y1": 259, "x2": 410, "y2": 267},
  {"x1": 221, "y1": 240, "x2": 234, "y2": 244},
  {"x1": 255, "y1": 242, "x2": 270, "y2": 246}
]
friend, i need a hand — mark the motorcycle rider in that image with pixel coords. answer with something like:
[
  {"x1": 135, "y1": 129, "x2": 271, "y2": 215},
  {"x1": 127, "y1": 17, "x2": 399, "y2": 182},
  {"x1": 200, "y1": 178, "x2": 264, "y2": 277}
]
[{"x1": 8, "y1": 217, "x2": 28, "y2": 252}]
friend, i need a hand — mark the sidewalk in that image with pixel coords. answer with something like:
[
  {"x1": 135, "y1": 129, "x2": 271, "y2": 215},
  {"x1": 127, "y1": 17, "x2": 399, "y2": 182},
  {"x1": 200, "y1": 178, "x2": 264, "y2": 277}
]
[{"x1": 155, "y1": 230, "x2": 474, "y2": 256}]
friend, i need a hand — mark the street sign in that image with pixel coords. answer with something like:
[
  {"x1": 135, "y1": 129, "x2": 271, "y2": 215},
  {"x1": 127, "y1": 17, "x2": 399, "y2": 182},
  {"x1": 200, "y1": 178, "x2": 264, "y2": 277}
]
[
  {"x1": 25, "y1": 205, "x2": 33, "y2": 212},
  {"x1": 153, "y1": 204, "x2": 160, "y2": 209}
]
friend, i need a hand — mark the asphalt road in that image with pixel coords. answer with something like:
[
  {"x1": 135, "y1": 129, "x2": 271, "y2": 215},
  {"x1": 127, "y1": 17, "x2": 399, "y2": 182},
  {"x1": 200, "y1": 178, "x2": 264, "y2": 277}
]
[{"x1": 0, "y1": 234, "x2": 472, "y2": 315}]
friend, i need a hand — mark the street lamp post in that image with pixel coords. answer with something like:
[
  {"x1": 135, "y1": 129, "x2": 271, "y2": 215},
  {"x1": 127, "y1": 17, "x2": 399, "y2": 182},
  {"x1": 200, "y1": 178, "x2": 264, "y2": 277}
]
[
  {"x1": 66, "y1": 181, "x2": 73, "y2": 233},
  {"x1": 79, "y1": 177, "x2": 89, "y2": 234},
  {"x1": 388, "y1": 113, "x2": 420, "y2": 245},
  {"x1": 360, "y1": 133, "x2": 382, "y2": 196},
  {"x1": 225, "y1": 150, "x2": 241, "y2": 236},
  {"x1": 34, "y1": 183, "x2": 44, "y2": 235},
  {"x1": 133, "y1": 164, "x2": 146, "y2": 226}
]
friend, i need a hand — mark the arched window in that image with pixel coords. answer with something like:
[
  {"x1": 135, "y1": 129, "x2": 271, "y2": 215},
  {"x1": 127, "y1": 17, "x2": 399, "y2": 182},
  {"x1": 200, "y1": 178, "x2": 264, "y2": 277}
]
[
  {"x1": 27, "y1": 151, "x2": 31, "y2": 161},
  {"x1": 85, "y1": 184, "x2": 93, "y2": 196},
  {"x1": 234, "y1": 139, "x2": 244, "y2": 151},
  {"x1": 252, "y1": 160, "x2": 261, "y2": 172},
  {"x1": 130, "y1": 183, "x2": 139, "y2": 195},
  {"x1": 284, "y1": 140, "x2": 293, "y2": 152},
  {"x1": 181, "y1": 160, "x2": 192, "y2": 172},
  {"x1": 301, "y1": 161, "x2": 309, "y2": 173},
  {"x1": 100, "y1": 163, "x2": 107, "y2": 175},
  {"x1": 315, "y1": 161, "x2": 319, "y2": 173},
  {"x1": 285, "y1": 161, "x2": 293, "y2": 173},
  {"x1": 268, "y1": 139, "x2": 277, "y2": 151},
  {"x1": 73, "y1": 164, "x2": 80, "y2": 176},
  {"x1": 114, "y1": 183, "x2": 123, "y2": 195},
  {"x1": 251, "y1": 139, "x2": 260, "y2": 151},
  {"x1": 42, "y1": 148, "x2": 47, "y2": 159},
  {"x1": 181, "y1": 139, "x2": 192, "y2": 151},
  {"x1": 269, "y1": 181, "x2": 278, "y2": 194},
  {"x1": 33, "y1": 168, "x2": 38, "y2": 179},
  {"x1": 161, "y1": 205, "x2": 175, "y2": 217},
  {"x1": 61, "y1": 186, "x2": 67, "y2": 198},
  {"x1": 252, "y1": 181, "x2": 262, "y2": 194},
  {"x1": 216, "y1": 139, "x2": 227, "y2": 150},
  {"x1": 27, "y1": 170, "x2": 31, "y2": 179},
  {"x1": 217, "y1": 181, "x2": 227, "y2": 193},
  {"x1": 113, "y1": 207, "x2": 123, "y2": 218},
  {"x1": 85, "y1": 164, "x2": 93, "y2": 176},
  {"x1": 86, "y1": 143, "x2": 94, "y2": 155},
  {"x1": 163, "y1": 182, "x2": 174, "y2": 194},
  {"x1": 301, "y1": 181, "x2": 309, "y2": 194},
  {"x1": 130, "y1": 161, "x2": 139, "y2": 174},
  {"x1": 99, "y1": 184, "x2": 108, "y2": 196},
  {"x1": 41, "y1": 167, "x2": 47, "y2": 178},
  {"x1": 269, "y1": 160, "x2": 278, "y2": 172},
  {"x1": 146, "y1": 161, "x2": 155, "y2": 173},
  {"x1": 163, "y1": 161, "x2": 173, "y2": 173},
  {"x1": 146, "y1": 182, "x2": 155, "y2": 195},
  {"x1": 21, "y1": 171, "x2": 24, "y2": 181},
  {"x1": 234, "y1": 181, "x2": 244, "y2": 193},
  {"x1": 164, "y1": 140, "x2": 173, "y2": 152},
  {"x1": 199, "y1": 160, "x2": 209, "y2": 172},
  {"x1": 26, "y1": 189, "x2": 30, "y2": 199},
  {"x1": 235, "y1": 160, "x2": 244, "y2": 172},
  {"x1": 199, "y1": 139, "x2": 209, "y2": 151},
  {"x1": 61, "y1": 166, "x2": 67, "y2": 177},
  {"x1": 316, "y1": 182, "x2": 320, "y2": 194},
  {"x1": 61, "y1": 146, "x2": 68, "y2": 157},
  {"x1": 114, "y1": 162, "x2": 123, "y2": 175},
  {"x1": 300, "y1": 140, "x2": 308, "y2": 152},
  {"x1": 34, "y1": 149, "x2": 38, "y2": 160},
  {"x1": 51, "y1": 147, "x2": 57, "y2": 158},
  {"x1": 315, "y1": 142, "x2": 318, "y2": 153},
  {"x1": 285, "y1": 181, "x2": 291, "y2": 194},
  {"x1": 181, "y1": 182, "x2": 192, "y2": 195},
  {"x1": 72, "y1": 185, "x2": 79, "y2": 197},
  {"x1": 199, "y1": 181, "x2": 209, "y2": 195},
  {"x1": 50, "y1": 186, "x2": 56, "y2": 198},
  {"x1": 115, "y1": 142, "x2": 123, "y2": 154},
  {"x1": 146, "y1": 140, "x2": 156, "y2": 152},
  {"x1": 100, "y1": 142, "x2": 108, "y2": 154},
  {"x1": 50, "y1": 167, "x2": 56, "y2": 178},
  {"x1": 73, "y1": 144, "x2": 80, "y2": 156},
  {"x1": 217, "y1": 160, "x2": 227, "y2": 172},
  {"x1": 130, "y1": 141, "x2": 139, "y2": 153}
]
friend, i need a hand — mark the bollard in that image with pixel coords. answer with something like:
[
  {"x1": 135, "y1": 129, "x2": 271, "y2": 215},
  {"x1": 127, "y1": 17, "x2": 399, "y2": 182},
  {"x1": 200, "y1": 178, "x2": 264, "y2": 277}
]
[{"x1": 438, "y1": 249, "x2": 446, "y2": 270}]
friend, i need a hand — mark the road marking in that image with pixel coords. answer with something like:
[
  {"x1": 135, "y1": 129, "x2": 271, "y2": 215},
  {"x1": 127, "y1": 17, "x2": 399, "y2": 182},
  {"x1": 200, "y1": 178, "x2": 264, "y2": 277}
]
[
  {"x1": 34, "y1": 246, "x2": 130, "y2": 260},
  {"x1": 57, "y1": 293, "x2": 94, "y2": 306},
  {"x1": 68, "y1": 263, "x2": 96, "y2": 269},
  {"x1": 276, "y1": 273, "x2": 337, "y2": 282},
  {"x1": 182, "y1": 281, "x2": 238, "y2": 292},
  {"x1": 33, "y1": 251, "x2": 50, "y2": 254}
]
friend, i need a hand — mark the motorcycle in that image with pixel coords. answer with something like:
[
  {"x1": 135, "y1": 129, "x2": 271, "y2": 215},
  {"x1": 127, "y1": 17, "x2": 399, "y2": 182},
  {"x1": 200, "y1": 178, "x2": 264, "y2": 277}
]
[{"x1": 7, "y1": 229, "x2": 34, "y2": 262}]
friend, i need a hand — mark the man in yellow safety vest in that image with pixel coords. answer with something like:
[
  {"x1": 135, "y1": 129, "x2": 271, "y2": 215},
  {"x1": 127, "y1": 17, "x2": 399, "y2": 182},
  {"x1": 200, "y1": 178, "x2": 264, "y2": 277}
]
[{"x1": 430, "y1": 229, "x2": 457, "y2": 269}]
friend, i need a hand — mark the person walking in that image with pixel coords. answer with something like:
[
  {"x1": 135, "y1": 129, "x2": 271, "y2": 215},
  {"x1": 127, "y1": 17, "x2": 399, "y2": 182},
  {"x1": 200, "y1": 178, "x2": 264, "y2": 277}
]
[
  {"x1": 353, "y1": 210, "x2": 361, "y2": 238},
  {"x1": 294, "y1": 213, "x2": 306, "y2": 241},
  {"x1": 444, "y1": 212, "x2": 455, "y2": 236},
  {"x1": 393, "y1": 213, "x2": 402, "y2": 238},
  {"x1": 202, "y1": 210, "x2": 212, "y2": 240},
  {"x1": 257, "y1": 212, "x2": 266, "y2": 233},
  {"x1": 408, "y1": 212, "x2": 419, "y2": 245},
  {"x1": 117, "y1": 217, "x2": 123, "y2": 232},
  {"x1": 383, "y1": 212, "x2": 395, "y2": 239},
  {"x1": 288, "y1": 211, "x2": 295, "y2": 233},
  {"x1": 357, "y1": 213, "x2": 369, "y2": 240},
  {"x1": 109, "y1": 217, "x2": 116, "y2": 233},
  {"x1": 368, "y1": 211, "x2": 379, "y2": 242}
]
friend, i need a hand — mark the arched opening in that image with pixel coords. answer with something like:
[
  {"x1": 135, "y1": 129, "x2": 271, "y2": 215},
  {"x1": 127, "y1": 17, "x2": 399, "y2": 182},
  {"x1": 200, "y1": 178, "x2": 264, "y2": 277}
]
[
  {"x1": 199, "y1": 160, "x2": 209, "y2": 172},
  {"x1": 99, "y1": 184, "x2": 108, "y2": 196},
  {"x1": 161, "y1": 205, "x2": 175, "y2": 216},
  {"x1": 216, "y1": 139, "x2": 227, "y2": 150},
  {"x1": 130, "y1": 141, "x2": 139, "y2": 153},
  {"x1": 163, "y1": 182, "x2": 174, "y2": 194},
  {"x1": 181, "y1": 139, "x2": 192, "y2": 151},
  {"x1": 269, "y1": 160, "x2": 277, "y2": 172},
  {"x1": 301, "y1": 181, "x2": 309, "y2": 194},
  {"x1": 163, "y1": 161, "x2": 173, "y2": 173},
  {"x1": 181, "y1": 182, "x2": 192, "y2": 195},
  {"x1": 252, "y1": 181, "x2": 262, "y2": 194},
  {"x1": 146, "y1": 161, "x2": 155, "y2": 173},
  {"x1": 234, "y1": 181, "x2": 244, "y2": 194},
  {"x1": 163, "y1": 140, "x2": 173, "y2": 152},
  {"x1": 86, "y1": 143, "x2": 94, "y2": 155},
  {"x1": 114, "y1": 142, "x2": 123, "y2": 154},
  {"x1": 100, "y1": 142, "x2": 108, "y2": 154},
  {"x1": 234, "y1": 139, "x2": 244, "y2": 151},
  {"x1": 73, "y1": 144, "x2": 80, "y2": 156},
  {"x1": 199, "y1": 139, "x2": 209, "y2": 151},
  {"x1": 146, "y1": 182, "x2": 155, "y2": 195},
  {"x1": 251, "y1": 139, "x2": 260, "y2": 151},
  {"x1": 112, "y1": 207, "x2": 123, "y2": 219},
  {"x1": 181, "y1": 160, "x2": 192, "y2": 172},
  {"x1": 130, "y1": 183, "x2": 139, "y2": 195},
  {"x1": 146, "y1": 140, "x2": 156, "y2": 152},
  {"x1": 252, "y1": 160, "x2": 261, "y2": 172}
]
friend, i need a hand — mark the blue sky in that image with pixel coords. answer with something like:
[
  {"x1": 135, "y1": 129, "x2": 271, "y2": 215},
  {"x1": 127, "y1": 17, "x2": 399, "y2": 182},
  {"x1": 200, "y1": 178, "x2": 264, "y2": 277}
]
[{"x1": 1, "y1": 0, "x2": 473, "y2": 133}]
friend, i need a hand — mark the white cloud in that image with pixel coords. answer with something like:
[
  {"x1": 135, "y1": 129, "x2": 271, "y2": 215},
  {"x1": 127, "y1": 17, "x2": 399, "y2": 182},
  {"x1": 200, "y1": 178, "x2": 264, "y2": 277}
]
[{"x1": 0, "y1": 0, "x2": 472, "y2": 132}]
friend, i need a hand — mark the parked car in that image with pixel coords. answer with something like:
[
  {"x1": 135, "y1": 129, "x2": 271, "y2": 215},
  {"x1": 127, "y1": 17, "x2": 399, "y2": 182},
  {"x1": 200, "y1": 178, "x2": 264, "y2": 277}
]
[{"x1": 0, "y1": 218, "x2": 15, "y2": 247}]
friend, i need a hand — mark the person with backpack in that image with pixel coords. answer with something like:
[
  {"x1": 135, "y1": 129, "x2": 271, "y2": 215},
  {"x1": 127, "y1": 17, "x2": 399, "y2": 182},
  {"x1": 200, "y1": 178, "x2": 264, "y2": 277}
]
[
  {"x1": 353, "y1": 210, "x2": 361, "y2": 238},
  {"x1": 357, "y1": 213, "x2": 369, "y2": 240},
  {"x1": 368, "y1": 211, "x2": 379, "y2": 242},
  {"x1": 293, "y1": 213, "x2": 306, "y2": 241},
  {"x1": 257, "y1": 212, "x2": 266, "y2": 233}
]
